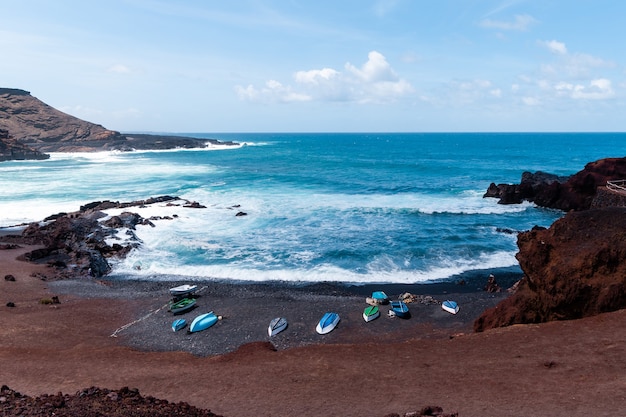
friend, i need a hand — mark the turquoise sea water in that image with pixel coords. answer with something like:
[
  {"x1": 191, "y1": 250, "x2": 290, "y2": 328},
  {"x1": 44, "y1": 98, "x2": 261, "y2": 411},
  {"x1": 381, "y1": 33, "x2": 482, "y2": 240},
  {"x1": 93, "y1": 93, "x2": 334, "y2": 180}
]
[{"x1": 2, "y1": 132, "x2": 625, "y2": 284}]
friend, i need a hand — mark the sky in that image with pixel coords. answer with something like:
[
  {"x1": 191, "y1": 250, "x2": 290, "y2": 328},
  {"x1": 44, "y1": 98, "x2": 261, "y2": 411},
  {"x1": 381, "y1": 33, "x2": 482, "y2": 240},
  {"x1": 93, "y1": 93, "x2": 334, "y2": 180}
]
[{"x1": 1, "y1": 0, "x2": 625, "y2": 133}]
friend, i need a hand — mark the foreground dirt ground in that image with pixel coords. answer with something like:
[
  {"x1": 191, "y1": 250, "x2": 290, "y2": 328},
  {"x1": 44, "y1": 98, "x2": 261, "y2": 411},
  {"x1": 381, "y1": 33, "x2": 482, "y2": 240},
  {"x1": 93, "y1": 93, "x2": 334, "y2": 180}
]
[{"x1": 1, "y1": 245, "x2": 625, "y2": 417}]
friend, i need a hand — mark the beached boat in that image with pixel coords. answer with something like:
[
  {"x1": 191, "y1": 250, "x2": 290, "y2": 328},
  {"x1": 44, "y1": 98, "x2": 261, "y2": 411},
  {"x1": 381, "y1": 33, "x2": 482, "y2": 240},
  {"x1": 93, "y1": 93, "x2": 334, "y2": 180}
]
[
  {"x1": 169, "y1": 297, "x2": 196, "y2": 315},
  {"x1": 442, "y1": 300, "x2": 459, "y2": 315},
  {"x1": 169, "y1": 284, "x2": 198, "y2": 297},
  {"x1": 390, "y1": 300, "x2": 410, "y2": 318},
  {"x1": 371, "y1": 291, "x2": 389, "y2": 304},
  {"x1": 363, "y1": 305, "x2": 380, "y2": 322},
  {"x1": 171, "y1": 318, "x2": 187, "y2": 332},
  {"x1": 188, "y1": 311, "x2": 218, "y2": 333},
  {"x1": 268, "y1": 317, "x2": 288, "y2": 337},
  {"x1": 316, "y1": 312, "x2": 340, "y2": 334}
]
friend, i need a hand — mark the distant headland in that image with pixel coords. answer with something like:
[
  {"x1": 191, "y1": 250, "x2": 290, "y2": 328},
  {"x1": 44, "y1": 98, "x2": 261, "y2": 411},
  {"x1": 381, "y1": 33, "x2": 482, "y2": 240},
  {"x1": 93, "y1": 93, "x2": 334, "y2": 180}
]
[{"x1": 0, "y1": 88, "x2": 237, "y2": 161}]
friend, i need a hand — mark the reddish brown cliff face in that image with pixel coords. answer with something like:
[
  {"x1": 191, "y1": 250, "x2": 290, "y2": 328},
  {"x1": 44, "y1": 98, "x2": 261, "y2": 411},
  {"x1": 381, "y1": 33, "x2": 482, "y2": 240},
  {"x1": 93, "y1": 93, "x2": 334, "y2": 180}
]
[{"x1": 474, "y1": 207, "x2": 626, "y2": 331}]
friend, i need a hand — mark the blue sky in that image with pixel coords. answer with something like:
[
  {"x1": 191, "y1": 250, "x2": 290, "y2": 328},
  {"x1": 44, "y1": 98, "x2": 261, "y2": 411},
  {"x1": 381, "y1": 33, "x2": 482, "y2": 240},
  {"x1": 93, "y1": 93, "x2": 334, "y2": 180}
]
[{"x1": 1, "y1": 0, "x2": 625, "y2": 132}]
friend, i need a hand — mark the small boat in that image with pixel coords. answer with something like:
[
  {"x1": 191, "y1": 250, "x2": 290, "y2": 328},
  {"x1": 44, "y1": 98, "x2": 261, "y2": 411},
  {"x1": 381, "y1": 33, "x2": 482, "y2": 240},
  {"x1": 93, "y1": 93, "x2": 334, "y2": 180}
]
[
  {"x1": 363, "y1": 305, "x2": 380, "y2": 322},
  {"x1": 390, "y1": 300, "x2": 410, "y2": 319},
  {"x1": 169, "y1": 297, "x2": 197, "y2": 315},
  {"x1": 171, "y1": 318, "x2": 187, "y2": 332},
  {"x1": 169, "y1": 284, "x2": 198, "y2": 297},
  {"x1": 268, "y1": 317, "x2": 288, "y2": 337},
  {"x1": 316, "y1": 312, "x2": 340, "y2": 335},
  {"x1": 442, "y1": 300, "x2": 459, "y2": 315},
  {"x1": 371, "y1": 291, "x2": 389, "y2": 304},
  {"x1": 188, "y1": 311, "x2": 218, "y2": 333}
]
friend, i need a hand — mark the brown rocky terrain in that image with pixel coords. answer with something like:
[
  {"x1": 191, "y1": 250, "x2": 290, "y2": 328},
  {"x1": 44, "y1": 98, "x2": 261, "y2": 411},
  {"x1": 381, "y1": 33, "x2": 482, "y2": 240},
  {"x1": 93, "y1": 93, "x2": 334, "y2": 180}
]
[
  {"x1": 474, "y1": 206, "x2": 626, "y2": 331},
  {"x1": 0, "y1": 88, "x2": 125, "y2": 153},
  {"x1": 0, "y1": 88, "x2": 238, "y2": 159},
  {"x1": 0, "y1": 128, "x2": 49, "y2": 161},
  {"x1": 484, "y1": 156, "x2": 626, "y2": 210}
]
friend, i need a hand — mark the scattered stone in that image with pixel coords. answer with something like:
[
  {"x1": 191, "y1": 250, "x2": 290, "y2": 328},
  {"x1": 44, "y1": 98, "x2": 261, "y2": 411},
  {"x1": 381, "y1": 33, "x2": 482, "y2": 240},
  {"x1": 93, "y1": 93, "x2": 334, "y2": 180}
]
[
  {"x1": 4, "y1": 274, "x2": 16, "y2": 281},
  {"x1": 6, "y1": 302, "x2": 15, "y2": 308}
]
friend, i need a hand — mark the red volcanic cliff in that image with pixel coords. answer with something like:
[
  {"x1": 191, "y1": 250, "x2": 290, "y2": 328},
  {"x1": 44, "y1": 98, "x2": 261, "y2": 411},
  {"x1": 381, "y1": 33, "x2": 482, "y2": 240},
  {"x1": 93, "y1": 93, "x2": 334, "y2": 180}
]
[
  {"x1": 474, "y1": 206, "x2": 626, "y2": 331},
  {"x1": 484, "y1": 157, "x2": 626, "y2": 211}
]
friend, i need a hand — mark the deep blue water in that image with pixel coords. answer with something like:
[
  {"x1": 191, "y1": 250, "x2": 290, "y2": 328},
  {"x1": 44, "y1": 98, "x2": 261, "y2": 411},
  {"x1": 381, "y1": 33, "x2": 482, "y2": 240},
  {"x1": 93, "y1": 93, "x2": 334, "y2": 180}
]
[{"x1": 2, "y1": 132, "x2": 625, "y2": 284}]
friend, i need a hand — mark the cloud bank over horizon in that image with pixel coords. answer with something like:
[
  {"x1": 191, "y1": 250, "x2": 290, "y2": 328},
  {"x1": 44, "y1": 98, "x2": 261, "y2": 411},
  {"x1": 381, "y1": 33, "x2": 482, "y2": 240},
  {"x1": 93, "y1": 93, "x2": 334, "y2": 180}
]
[{"x1": 1, "y1": 1, "x2": 625, "y2": 132}]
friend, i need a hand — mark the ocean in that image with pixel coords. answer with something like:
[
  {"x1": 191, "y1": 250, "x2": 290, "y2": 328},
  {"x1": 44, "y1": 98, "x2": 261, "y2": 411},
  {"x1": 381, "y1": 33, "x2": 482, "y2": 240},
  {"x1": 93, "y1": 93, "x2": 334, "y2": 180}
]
[{"x1": 2, "y1": 132, "x2": 625, "y2": 285}]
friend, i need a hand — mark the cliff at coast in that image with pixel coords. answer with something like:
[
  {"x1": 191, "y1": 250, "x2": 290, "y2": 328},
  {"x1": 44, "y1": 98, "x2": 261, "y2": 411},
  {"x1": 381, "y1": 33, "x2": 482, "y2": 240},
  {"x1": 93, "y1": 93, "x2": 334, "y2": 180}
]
[
  {"x1": 0, "y1": 88, "x2": 236, "y2": 160},
  {"x1": 477, "y1": 158, "x2": 626, "y2": 331}
]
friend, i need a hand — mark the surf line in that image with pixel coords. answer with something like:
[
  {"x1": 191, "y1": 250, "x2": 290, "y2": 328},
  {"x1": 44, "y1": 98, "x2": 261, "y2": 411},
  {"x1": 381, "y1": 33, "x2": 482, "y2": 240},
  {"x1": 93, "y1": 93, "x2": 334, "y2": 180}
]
[{"x1": 110, "y1": 285, "x2": 208, "y2": 337}]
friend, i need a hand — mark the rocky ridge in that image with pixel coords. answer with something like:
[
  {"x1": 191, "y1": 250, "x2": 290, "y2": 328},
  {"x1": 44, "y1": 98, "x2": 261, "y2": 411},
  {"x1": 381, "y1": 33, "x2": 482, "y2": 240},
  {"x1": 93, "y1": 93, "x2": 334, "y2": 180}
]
[
  {"x1": 476, "y1": 157, "x2": 626, "y2": 331},
  {"x1": 0, "y1": 88, "x2": 237, "y2": 159},
  {"x1": 484, "y1": 157, "x2": 626, "y2": 210}
]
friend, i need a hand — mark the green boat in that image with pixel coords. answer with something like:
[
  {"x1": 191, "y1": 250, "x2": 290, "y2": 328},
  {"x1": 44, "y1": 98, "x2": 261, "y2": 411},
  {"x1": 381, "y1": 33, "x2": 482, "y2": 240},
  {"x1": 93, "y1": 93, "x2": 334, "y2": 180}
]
[
  {"x1": 169, "y1": 297, "x2": 197, "y2": 315},
  {"x1": 363, "y1": 305, "x2": 380, "y2": 322}
]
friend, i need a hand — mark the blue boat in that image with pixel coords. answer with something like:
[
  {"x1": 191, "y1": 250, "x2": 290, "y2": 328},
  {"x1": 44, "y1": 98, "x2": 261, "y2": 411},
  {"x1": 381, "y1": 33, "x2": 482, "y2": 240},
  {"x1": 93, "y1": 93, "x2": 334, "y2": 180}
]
[
  {"x1": 390, "y1": 301, "x2": 410, "y2": 319},
  {"x1": 171, "y1": 318, "x2": 187, "y2": 332},
  {"x1": 371, "y1": 291, "x2": 389, "y2": 304},
  {"x1": 316, "y1": 312, "x2": 340, "y2": 334},
  {"x1": 188, "y1": 311, "x2": 219, "y2": 333},
  {"x1": 442, "y1": 300, "x2": 459, "y2": 315}
]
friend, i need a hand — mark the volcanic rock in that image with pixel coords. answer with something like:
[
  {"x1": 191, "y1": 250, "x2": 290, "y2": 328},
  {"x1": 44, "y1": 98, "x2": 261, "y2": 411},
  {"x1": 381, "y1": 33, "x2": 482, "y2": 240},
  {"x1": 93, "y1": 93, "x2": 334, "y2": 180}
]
[
  {"x1": 0, "y1": 88, "x2": 238, "y2": 154},
  {"x1": 484, "y1": 157, "x2": 626, "y2": 211},
  {"x1": 474, "y1": 207, "x2": 626, "y2": 331},
  {"x1": 0, "y1": 127, "x2": 49, "y2": 161},
  {"x1": 0, "y1": 88, "x2": 125, "y2": 152}
]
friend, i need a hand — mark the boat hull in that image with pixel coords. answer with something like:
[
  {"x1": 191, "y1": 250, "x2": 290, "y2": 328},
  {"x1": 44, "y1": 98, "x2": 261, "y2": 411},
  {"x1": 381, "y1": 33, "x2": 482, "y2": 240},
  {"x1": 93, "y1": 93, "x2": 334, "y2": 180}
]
[
  {"x1": 268, "y1": 317, "x2": 288, "y2": 337},
  {"x1": 371, "y1": 291, "x2": 389, "y2": 304},
  {"x1": 170, "y1": 284, "x2": 198, "y2": 297},
  {"x1": 171, "y1": 318, "x2": 187, "y2": 332},
  {"x1": 169, "y1": 298, "x2": 197, "y2": 315},
  {"x1": 390, "y1": 301, "x2": 410, "y2": 319},
  {"x1": 316, "y1": 312, "x2": 340, "y2": 334},
  {"x1": 442, "y1": 300, "x2": 459, "y2": 314},
  {"x1": 189, "y1": 312, "x2": 218, "y2": 333},
  {"x1": 363, "y1": 305, "x2": 380, "y2": 322}
]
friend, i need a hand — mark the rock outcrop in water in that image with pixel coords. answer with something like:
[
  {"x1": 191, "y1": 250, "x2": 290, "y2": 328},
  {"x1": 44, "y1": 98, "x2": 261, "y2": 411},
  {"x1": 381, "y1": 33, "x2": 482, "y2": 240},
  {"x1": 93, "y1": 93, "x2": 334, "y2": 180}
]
[
  {"x1": 484, "y1": 157, "x2": 626, "y2": 211},
  {"x1": 1, "y1": 196, "x2": 188, "y2": 279},
  {"x1": 474, "y1": 207, "x2": 626, "y2": 331}
]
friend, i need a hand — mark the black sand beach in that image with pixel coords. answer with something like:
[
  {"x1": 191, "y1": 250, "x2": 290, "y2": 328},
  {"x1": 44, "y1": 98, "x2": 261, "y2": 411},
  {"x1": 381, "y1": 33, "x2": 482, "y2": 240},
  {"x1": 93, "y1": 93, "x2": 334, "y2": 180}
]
[{"x1": 47, "y1": 271, "x2": 514, "y2": 356}]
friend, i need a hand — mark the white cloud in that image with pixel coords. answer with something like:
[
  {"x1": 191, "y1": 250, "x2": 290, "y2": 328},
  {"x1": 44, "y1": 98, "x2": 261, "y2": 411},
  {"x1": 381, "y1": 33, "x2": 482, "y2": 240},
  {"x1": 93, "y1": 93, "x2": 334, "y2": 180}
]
[
  {"x1": 235, "y1": 51, "x2": 413, "y2": 104},
  {"x1": 479, "y1": 14, "x2": 537, "y2": 31},
  {"x1": 294, "y1": 68, "x2": 339, "y2": 84},
  {"x1": 235, "y1": 80, "x2": 311, "y2": 103},
  {"x1": 540, "y1": 40, "x2": 567, "y2": 55},
  {"x1": 108, "y1": 64, "x2": 131, "y2": 74},
  {"x1": 555, "y1": 78, "x2": 615, "y2": 100},
  {"x1": 522, "y1": 96, "x2": 540, "y2": 106}
]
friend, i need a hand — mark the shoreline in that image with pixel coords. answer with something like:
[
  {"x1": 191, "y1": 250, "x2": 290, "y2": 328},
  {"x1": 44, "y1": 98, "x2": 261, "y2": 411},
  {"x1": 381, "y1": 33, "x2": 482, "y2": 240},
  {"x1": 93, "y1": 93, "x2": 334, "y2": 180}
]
[
  {"x1": 3, "y1": 243, "x2": 626, "y2": 417},
  {"x1": 47, "y1": 269, "x2": 513, "y2": 356}
]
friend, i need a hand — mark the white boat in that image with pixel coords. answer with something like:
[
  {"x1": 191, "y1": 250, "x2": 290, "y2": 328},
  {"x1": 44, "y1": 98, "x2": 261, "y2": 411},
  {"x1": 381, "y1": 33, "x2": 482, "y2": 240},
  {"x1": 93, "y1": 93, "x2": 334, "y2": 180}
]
[
  {"x1": 363, "y1": 305, "x2": 380, "y2": 322},
  {"x1": 169, "y1": 284, "x2": 198, "y2": 297},
  {"x1": 442, "y1": 300, "x2": 459, "y2": 314},
  {"x1": 268, "y1": 317, "x2": 288, "y2": 337},
  {"x1": 316, "y1": 312, "x2": 340, "y2": 334}
]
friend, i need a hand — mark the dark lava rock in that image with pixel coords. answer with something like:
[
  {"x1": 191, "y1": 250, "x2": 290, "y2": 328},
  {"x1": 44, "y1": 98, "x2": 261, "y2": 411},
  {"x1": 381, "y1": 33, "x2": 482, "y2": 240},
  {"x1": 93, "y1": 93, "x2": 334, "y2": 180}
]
[
  {"x1": 484, "y1": 157, "x2": 626, "y2": 211},
  {"x1": 0, "y1": 385, "x2": 223, "y2": 417},
  {"x1": 474, "y1": 207, "x2": 626, "y2": 331}
]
